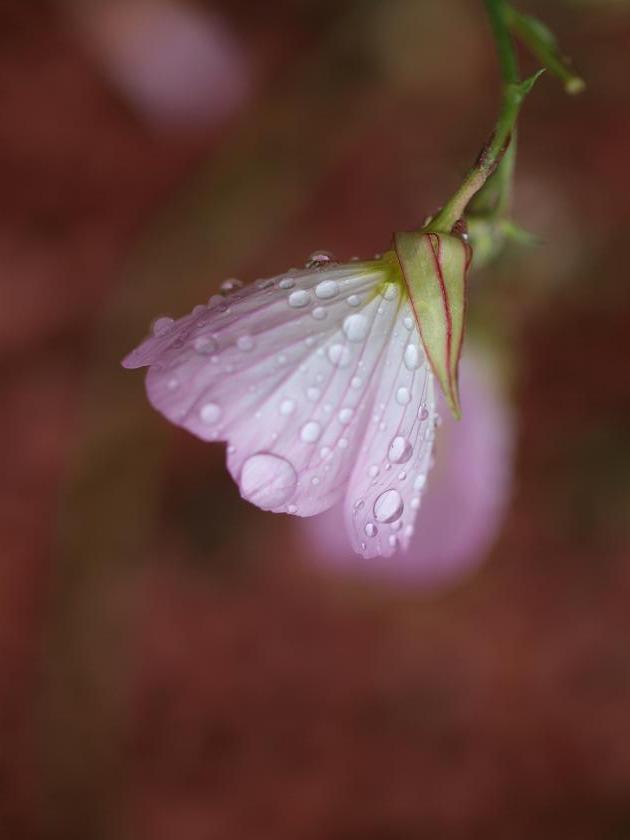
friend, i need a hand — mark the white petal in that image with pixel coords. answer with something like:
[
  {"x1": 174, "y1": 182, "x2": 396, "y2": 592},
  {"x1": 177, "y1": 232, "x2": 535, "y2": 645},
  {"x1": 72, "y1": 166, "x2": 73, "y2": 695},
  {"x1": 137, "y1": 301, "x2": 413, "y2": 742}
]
[
  {"x1": 124, "y1": 262, "x2": 404, "y2": 516},
  {"x1": 343, "y1": 300, "x2": 437, "y2": 558}
]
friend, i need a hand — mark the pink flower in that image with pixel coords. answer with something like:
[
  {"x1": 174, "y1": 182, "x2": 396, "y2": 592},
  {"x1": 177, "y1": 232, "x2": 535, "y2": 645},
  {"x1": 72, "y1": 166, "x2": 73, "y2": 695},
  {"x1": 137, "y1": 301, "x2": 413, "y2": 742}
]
[
  {"x1": 72, "y1": 0, "x2": 250, "y2": 127},
  {"x1": 302, "y1": 350, "x2": 514, "y2": 587}
]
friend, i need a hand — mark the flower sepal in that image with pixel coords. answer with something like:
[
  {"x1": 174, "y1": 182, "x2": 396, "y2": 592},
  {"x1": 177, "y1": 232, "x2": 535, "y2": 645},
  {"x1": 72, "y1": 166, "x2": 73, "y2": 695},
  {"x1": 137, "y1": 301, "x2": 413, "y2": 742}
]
[{"x1": 393, "y1": 230, "x2": 472, "y2": 419}]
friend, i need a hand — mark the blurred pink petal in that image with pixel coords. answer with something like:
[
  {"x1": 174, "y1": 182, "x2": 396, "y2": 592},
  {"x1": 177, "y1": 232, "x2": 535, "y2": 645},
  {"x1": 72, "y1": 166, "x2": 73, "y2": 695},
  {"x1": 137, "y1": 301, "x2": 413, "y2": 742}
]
[
  {"x1": 71, "y1": 0, "x2": 251, "y2": 127},
  {"x1": 123, "y1": 259, "x2": 438, "y2": 558},
  {"x1": 303, "y1": 350, "x2": 515, "y2": 587}
]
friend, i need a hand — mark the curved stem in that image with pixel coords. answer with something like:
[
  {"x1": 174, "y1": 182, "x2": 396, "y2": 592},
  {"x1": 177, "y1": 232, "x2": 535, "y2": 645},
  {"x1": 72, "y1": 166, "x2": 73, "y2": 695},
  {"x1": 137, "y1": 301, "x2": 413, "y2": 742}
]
[{"x1": 428, "y1": 0, "x2": 539, "y2": 233}]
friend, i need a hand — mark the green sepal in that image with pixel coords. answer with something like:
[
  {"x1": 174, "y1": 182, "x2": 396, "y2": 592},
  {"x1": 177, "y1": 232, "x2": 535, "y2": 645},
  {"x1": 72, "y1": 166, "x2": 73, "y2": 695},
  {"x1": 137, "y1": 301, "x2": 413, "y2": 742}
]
[{"x1": 393, "y1": 231, "x2": 472, "y2": 419}]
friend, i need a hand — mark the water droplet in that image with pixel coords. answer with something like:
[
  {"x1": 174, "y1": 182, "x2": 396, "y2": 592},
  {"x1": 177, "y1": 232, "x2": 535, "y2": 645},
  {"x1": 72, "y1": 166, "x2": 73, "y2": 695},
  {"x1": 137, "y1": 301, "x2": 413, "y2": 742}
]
[
  {"x1": 353, "y1": 499, "x2": 365, "y2": 512},
  {"x1": 200, "y1": 402, "x2": 221, "y2": 424},
  {"x1": 388, "y1": 535, "x2": 398, "y2": 549},
  {"x1": 300, "y1": 421, "x2": 322, "y2": 443},
  {"x1": 338, "y1": 408, "x2": 353, "y2": 425},
  {"x1": 404, "y1": 345, "x2": 423, "y2": 370},
  {"x1": 368, "y1": 465, "x2": 379, "y2": 478},
  {"x1": 237, "y1": 334, "x2": 255, "y2": 351},
  {"x1": 194, "y1": 335, "x2": 218, "y2": 355},
  {"x1": 192, "y1": 304, "x2": 207, "y2": 317},
  {"x1": 220, "y1": 278, "x2": 243, "y2": 293},
  {"x1": 388, "y1": 436, "x2": 413, "y2": 464},
  {"x1": 365, "y1": 522, "x2": 378, "y2": 538},
  {"x1": 381, "y1": 283, "x2": 397, "y2": 301},
  {"x1": 240, "y1": 453, "x2": 297, "y2": 510},
  {"x1": 314, "y1": 279, "x2": 339, "y2": 299},
  {"x1": 418, "y1": 406, "x2": 430, "y2": 421},
  {"x1": 398, "y1": 471, "x2": 407, "y2": 481},
  {"x1": 280, "y1": 399, "x2": 296, "y2": 416},
  {"x1": 307, "y1": 387, "x2": 320, "y2": 401},
  {"x1": 373, "y1": 489, "x2": 404, "y2": 523},
  {"x1": 152, "y1": 316, "x2": 175, "y2": 336},
  {"x1": 288, "y1": 504, "x2": 298, "y2": 514},
  {"x1": 305, "y1": 250, "x2": 335, "y2": 269},
  {"x1": 312, "y1": 306, "x2": 327, "y2": 320},
  {"x1": 347, "y1": 295, "x2": 361, "y2": 307},
  {"x1": 279, "y1": 277, "x2": 295, "y2": 290},
  {"x1": 396, "y1": 387, "x2": 411, "y2": 405},
  {"x1": 208, "y1": 294, "x2": 226, "y2": 309},
  {"x1": 343, "y1": 314, "x2": 369, "y2": 343},
  {"x1": 413, "y1": 474, "x2": 427, "y2": 492},
  {"x1": 328, "y1": 344, "x2": 351, "y2": 368},
  {"x1": 338, "y1": 437, "x2": 349, "y2": 449},
  {"x1": 403, "y1": 315, "x2": 414, "y2": 330},
  {"x1": 320, "y1": 446, "x2": 332, "y2": 459},
  {"x1": 289, "y1": 289, "x2": 310, "y2": 308},
  {"x1": 351, "y1": 376, "x2": 363, "y2": 389},
  {"x1": 411, "y1": 497, "x2": 421, "y2": 510}
]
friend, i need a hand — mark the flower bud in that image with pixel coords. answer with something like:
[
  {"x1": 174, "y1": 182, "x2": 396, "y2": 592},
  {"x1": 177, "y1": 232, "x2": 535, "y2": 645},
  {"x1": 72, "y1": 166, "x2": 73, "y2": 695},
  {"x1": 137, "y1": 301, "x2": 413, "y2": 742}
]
[{"x1": 393, "y1": 230, "x2": 472, "y2": 419}]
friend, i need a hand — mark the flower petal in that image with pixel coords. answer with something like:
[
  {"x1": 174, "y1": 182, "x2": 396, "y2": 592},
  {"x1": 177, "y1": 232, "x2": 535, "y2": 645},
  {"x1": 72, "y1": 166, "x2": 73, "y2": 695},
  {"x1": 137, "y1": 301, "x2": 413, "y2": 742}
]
[
  {"x1": 123, "y1": 261, "x2": 406, "y2": 517},
  {"x1": 343, "y1": 300, "x2": 437, "y2": 559}
]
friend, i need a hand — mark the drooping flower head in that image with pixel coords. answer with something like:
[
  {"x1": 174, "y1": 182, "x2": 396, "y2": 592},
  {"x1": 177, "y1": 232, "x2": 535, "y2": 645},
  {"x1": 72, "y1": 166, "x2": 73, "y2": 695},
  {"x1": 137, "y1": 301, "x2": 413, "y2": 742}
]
[{"x1": 123, "y1": 232, "x2": 471, "y2": 558}]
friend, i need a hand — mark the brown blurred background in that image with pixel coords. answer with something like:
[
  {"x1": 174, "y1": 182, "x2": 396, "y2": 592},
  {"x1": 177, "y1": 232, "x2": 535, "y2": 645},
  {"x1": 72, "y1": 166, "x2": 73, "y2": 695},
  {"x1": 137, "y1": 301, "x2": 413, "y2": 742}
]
[{"x1": 2, "y1": 0, "x2": 630, "y2": 838}]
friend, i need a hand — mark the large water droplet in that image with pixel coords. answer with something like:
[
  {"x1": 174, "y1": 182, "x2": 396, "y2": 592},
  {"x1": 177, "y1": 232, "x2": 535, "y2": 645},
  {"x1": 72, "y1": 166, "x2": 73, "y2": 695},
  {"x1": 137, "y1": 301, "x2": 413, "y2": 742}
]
[
  {"x1": 300, "y1": 421, "x2": 322, "y2": 443},
  {"x1": 343, "y1": 314, "x2": 369, "y2": 343},
  {"x1": 279, "y1": 277, "x2": 295, "y2": 290},
  {"x1": 152, "y1": 316, "x2": 175, "y2": 336},
  {"x1": 200, "y1": 402, "x2": 221, "y2": 424},
  {"x1": 396, "y1": 387, "x2": 411, "y2": 405},
  {"x1": 240, "y1": 453, "x2": 297, "y2": 510},
  {"x1": 237, "y1": 334, "x2": 255, "y2": 351},
  {"x1": 314, "y1": 279, "x2": 339, "y2": 299},
  {"x1": 404, "y1": 344, "x2": 423, "y2": 370},
  {"x1": 388, "y1": 436, "x2": 413, "y2": 464},
  {"x1": 373, "y1": 489, "x2": 404, "y2": 523},
  {"x1": 346, "y1": 295, "x2": 361, "y2": 307},
  {"x1": 328, "y1": 344, "x2": 351, "y2": 368},
  {"x1": 365, "y1": 522, "x2": 378, "y2": 538},
  {"x1": 289, "y1": 290, "x2": 311, "y2": 308}
]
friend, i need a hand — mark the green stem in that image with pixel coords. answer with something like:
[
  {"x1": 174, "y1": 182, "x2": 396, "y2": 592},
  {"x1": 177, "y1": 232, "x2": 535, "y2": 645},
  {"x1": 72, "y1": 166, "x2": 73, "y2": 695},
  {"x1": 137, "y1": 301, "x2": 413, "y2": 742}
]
[{"x1": 429, "y1": 0, "x2": 540, "y2": 233}]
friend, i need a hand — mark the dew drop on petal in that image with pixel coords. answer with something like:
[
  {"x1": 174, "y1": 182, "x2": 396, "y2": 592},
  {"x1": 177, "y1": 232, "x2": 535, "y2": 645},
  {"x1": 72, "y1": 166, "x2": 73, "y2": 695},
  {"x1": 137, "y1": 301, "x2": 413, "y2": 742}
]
[
  {"x1": 300, "y1": 421, "x2": 322, "y2": 443},
  {"x1": 347, "y1": 295, "x2": 361, "y2": 307},
  {"x1": 403, "y1": 315, "x2": 414, "y2": 330},
  {"x1": 279, "y1": 277, "x2": 295, "y2": 290},
  {"x1": 414, "y1": 474, "x2": 427, "y2": 492},
  {"x1": 343, "y1": 314, "x2": 369, "y2": 343},
  {"x1": 388, "y1": 436, "x2": 413, "y2": 464},
  {"x1": 418, "y1": 405, "x2": 430, "y2": 421},
  {"x1": 353, "y1": 499, "x2": 365, "y2": 512},
  {"x1": 328, "y1": 344, "x2": 351, "y2": 368},
  {"x1": 351, "y1": 376, "x2": 363, "y2": 389},
  {"x1": 200, "y1": 402, "x2": 222, "y2": 424},
  {"x1": 220, "y1": 278, "x2": 243, "y2": 293},
  {"x1": 305, "y1": 250, "x2": 335, "y2": 269},
  {"x1": 404, "y1": 344, "x2": 423, "y2": 370},
  {"x1": 338, "y1": 437, "x2": 349, "y2": 449},
  {"x1": 152, "y1": 316, "x2": 175, "y2": 336},
  {"x1": 365, "y1": 522, "x2": 378, "y2": 538},
  {"x1": 314, "y1": 279, "x2": 339, "y2": 299},
  {"x1": 307, "y1": 387, "x2": 321, "y2": 401},
  {"x1": 312, "y1": 306, "x2": 327, "y2": 320},
  {"x1": 194, "y1": 335, "x2": 218, "y2": 355},
  {"x1": 240, "y1": 453, "x2": 297, "y2": 510},
  {"x1": 411, "y1": 497, "x2": 421, "y2": 510},
  {"x1": 381, "y1": 283, "x2": 397, "y2": 301},
  {"x1": 338, "y1": 408, "x2": 354, "y2": 425},
  {"x1": 287, "y1": 504, "x2": 298, "y2": 514},
  {"x1": 396, "y1": 387, "x2": 411, "y2": 405},
  {"x1": 368, "y1": 465, "x2": 379, "y2": 478},
  {"x1": 373, "y1": 489, "x2": 404, "y2": 523},
  {"x1": 388, "y1": 535, "x2": 399, "y2": 549},
  {"x1": 237, "y1": 335, "x2": 255, "y2": 351},
  {"x1": 280, "y1": 399, "x2": 296, "y2": 416},
  {"x1": 289, "y1": 290, "x2": 311, "y2": 308}
]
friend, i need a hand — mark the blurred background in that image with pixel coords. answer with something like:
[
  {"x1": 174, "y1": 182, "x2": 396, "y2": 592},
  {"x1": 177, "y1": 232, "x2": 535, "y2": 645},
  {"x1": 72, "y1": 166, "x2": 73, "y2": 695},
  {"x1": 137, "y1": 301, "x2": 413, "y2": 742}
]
[{"x1": 3, "y1": 0, "x2": 630, "y2": 837}]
